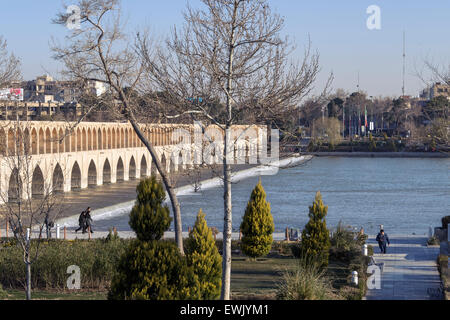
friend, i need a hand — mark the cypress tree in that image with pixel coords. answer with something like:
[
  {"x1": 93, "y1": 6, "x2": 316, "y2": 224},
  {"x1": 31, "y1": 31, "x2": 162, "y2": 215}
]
[
  {"x1": 301, "y1": 191, "x2": 331, "y2": 269},
  {"x1": 240, "y1": 180, "x2": 274, "y2": 259},
  {"x1": 186, "y1": 209, "x2": 222, "y2": 300},
  {"x1": 129, "y1": 177, "x2": 172, "y2": 241},
  {"x1": 109, "y1": 177, "x2": 197, "y2": 300}
]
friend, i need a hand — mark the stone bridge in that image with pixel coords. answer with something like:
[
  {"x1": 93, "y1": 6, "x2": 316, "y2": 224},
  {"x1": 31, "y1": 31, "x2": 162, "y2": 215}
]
[{"x1": 0, "y1": 121, "x2": 265, "y2": 204}]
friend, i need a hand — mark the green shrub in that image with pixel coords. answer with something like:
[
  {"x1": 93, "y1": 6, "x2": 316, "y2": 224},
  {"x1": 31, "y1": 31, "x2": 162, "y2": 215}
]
[
  {"x1": 129, "y1": 177, "x2": 172, "y2": 241},
  {"x1": 301, "y1": 191, "x2": 331, "y2": 269},
  {"x1": 0, "y1": 284, "x2": 7, "y2": 298},
  {"x1": 427, "y1": 236, "x2": 440, "y2": 246},
  {"x1": 330, "y1": 221, "x2": 354, "y2": 251},
  {"x1": 186, "y1": 209, "x2": 222, "y2": 300},
  {"x1": 0, "y1": 239, "x2": 128, "y2": 290},
  {"x1": 108, "y1": 240, "x2": 198, "y2": 300},
  {"x1": 240, "y1": 180, "x2": 274, "y2": 259},
  {"x1": 277, "y1": 256, "x2": 333, "y2": 300},
  {"x1": 109, "y1": 177, "x2": 199, "y2": 300}
]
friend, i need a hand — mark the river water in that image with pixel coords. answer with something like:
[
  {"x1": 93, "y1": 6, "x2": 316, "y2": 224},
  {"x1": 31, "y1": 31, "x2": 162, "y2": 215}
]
[{"x1": 93, "y1": 157, "x2": 450, "y2": 236}]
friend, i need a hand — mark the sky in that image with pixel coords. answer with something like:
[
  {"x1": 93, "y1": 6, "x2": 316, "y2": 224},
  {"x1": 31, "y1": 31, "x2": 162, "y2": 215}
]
[{"x1": 0, "y1": 0, "x2": 449, "y2": 98}]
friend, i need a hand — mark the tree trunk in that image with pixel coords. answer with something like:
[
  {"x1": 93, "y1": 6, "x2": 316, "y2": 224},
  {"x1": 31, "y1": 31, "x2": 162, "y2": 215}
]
[
  {"x1": 128, "y1": 118, "x2": 184, "y2": 255},
  {"x1": 26, "y1": 259, "x2": 31, "y2": 300},
  {"x1": 220, "y1": 130, "x2": 232, "y2": 300}
]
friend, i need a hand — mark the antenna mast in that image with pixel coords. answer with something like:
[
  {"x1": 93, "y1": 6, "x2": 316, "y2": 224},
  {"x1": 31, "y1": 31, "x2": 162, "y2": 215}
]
[{"x1": 402, "y1": 31, "x2": 406, "y2": 97}]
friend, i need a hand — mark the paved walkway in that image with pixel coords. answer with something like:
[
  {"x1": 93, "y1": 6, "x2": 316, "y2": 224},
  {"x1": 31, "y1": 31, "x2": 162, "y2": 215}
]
[{"x1": 365, "y1": 235, "x2": 443, "y2": 300}]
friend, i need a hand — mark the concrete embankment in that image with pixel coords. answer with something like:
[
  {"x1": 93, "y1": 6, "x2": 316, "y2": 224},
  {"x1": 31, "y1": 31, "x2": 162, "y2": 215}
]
[{"x1": 305, "y1": 151, "x2": 449, "y2": 158}]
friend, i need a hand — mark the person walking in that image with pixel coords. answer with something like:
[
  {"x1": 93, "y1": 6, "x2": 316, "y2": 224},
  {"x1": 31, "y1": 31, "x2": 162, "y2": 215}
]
[
  {"x1": 75, "y1": 209, "x2": 86, "y2": 233},
  {"x1": 376, "y1": 229, "x2": 390, "y2": 254},
  {"x1": 84, "y1": 207, "x2": 94, "y2": 234}
]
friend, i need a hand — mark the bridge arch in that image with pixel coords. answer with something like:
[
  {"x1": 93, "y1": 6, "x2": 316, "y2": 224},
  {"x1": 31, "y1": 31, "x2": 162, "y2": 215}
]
[
  {"x1": 116, "y1": 157, "x2": 124, "y2": 181},
  {"x1": 32, "y1": 165, "x2": 45, "y2": 197},
  {"x1": 71, "y1": 161, "x2": 81, "y2": 190},
  {"x1": 129, "y1": 156, "x2": 136, "y2": 180},
  {"x1": 8, "y1": 168, "x2": 21, "y2": 202},
  {"x1": 88, "y1": 160, "x2": 97, "y2": 187},
  {"x1": 103, "y1": 159, "x2": 111, "y2": 184},
  {"x1": 140, "y1": 155, "x2": 147, "y2": 178},
  {"x1": 52, "y1": 163, "x2": 64, "y2": 193}
]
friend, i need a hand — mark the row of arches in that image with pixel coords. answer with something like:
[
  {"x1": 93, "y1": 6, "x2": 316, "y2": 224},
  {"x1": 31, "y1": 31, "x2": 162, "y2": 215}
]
[
  {"x1": 0, "y1": 125, "x2": 192, "y2": 156},
  {"x1": 6, "y1": 152, "x2": 185, "y2": 202}
]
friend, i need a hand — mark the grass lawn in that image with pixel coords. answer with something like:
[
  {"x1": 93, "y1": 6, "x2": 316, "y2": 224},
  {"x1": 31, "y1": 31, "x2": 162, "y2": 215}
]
[
  {"x1": 231, "y1": 256, "x2": 298, "y2": 300},
  {"x1": 1, "y1": 289, "x2": 107, "y2": 300}
]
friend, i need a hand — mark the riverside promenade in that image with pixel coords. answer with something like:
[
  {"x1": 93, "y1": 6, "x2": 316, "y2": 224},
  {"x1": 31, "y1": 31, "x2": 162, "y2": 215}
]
[{"x1": 365, "y1": 235, "x2": 443, "y2": 300}]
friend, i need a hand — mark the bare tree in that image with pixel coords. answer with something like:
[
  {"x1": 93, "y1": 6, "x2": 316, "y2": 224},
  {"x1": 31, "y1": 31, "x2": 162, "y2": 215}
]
[
  {"x1": 0, "y1": 120, "x2": 64, "y2": 300},
  {"x1": 137, "y1": 0, "x2": 325, "y2": 300},
  {"x1": 0, "y1": 36, "x2": 21, "y2": 87},
  {"x1": 51, "y1": 0, "x2": 186, "y2": 254}
]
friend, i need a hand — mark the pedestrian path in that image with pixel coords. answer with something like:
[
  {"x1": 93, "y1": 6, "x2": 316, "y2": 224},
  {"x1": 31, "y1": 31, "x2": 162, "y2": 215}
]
[{"x1": 365, "y1": 235, "x2": 443, "y2": 300}]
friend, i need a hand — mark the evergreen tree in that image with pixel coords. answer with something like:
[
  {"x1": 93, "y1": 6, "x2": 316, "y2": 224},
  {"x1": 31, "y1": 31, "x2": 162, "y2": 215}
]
[
  {"x1": 109, "y1": 177, "x2": 198, "y2": 300},
  {"x1": 301, "y1": 191, "x2": 331, "y2": 269},
  {"x1": 108, "y1": 240, "x2": 198, "y2": 300},
  {"x1": 240, "y1": 180, "x2": 274, "y2": 259},
  {"x1": 186, "y1": 209, "x2": 222, "y2": 299},
  {"x1": 129, "y1": 177, "x2": 172, "y2": 241}
]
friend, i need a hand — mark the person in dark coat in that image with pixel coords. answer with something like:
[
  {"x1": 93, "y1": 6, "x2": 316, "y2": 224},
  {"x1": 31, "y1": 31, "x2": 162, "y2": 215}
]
[
  {"x1": 84, "y1": 207, "x2": 94, "y2": 234},
  {"x1": 376, "y1": 229, "x2": 390, "y2": 254},
  {"x1": 75, "y1": 210, "x2": 86, "y2": 233}
]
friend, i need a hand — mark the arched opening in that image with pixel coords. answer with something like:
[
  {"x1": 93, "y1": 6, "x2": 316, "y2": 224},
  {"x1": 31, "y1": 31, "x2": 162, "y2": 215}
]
[
  {"x1": 151, "y1": 159, "x2": 158, "y2": 176},
  {"x1": 70, "y1": 130, "x2": 76, "y2": 152},
  {"x1": 59, "y1": 128, "x2": 64, "y2": 153},
  {"x1": 98, "y1": 128, "x2": 102, "y2": 150},
  {"x1": 102, "y1": 128, "x2": 107, "y2": 149},
  {"x1": 125, "y1": 129, "x2": 129, "y2": 148},
  {"x1": 52, "y1": 129, "x2": 58, "y2": 153},
  {"x1": 65, "y1": 129, "x2": 71, "y2": 152},
  {"x1": 170, "y1": 155, "x2": 176, "y2": 173},
  {"x1": 103, "y1": 159, "x2": 111, "y2": 184},
  {"x1": 161, "y1": 154, "x2": 167, "y2": 173},
  {"x1": 31, "y1": 128, "x2": 38, "y2": 155},
  {"x1": 87, "y1": 129, "x2": 92, "y2": 151},
  {"x1": 178, "y1": 151, "x2": 184, "y2": 172},
  {"x1": 107, "y1": 128, "x2": 112, "y2": 149},
  {"x1": 32, "y1": 166, "x2": 45, "y2": 198},
  {"x1": 129, "y1": 156, "x2": 136, "y2": 180},
  {"x1": 88, "y1": 160, "x2": 97, "y2": 187},
  {"x1": 92, "y1": 129, "x2": 97, "y2": 150},
  {"x1": 111, "y1": 128, "x2": 117, "y2": 149},
  {"x1": 52, "y1": 164, "x2": 64, "y2": 193},
  {"x1": 116, "y1": 157, "x2": 124, "y2": 181},
  {"x1": 22, "y1": 128, "x2": 30, "y2": 155},
  {"x1": 8, "y1": 128, "x2": 16, "y2": 155},
  {"x1": 82, "y1": 128, "x2": 87, "y2": 151},
  {"x1": 0, "y1": 128, "x2": 6, "y2": 155},
  {"x1": 45, "y1": 128, "x2": 51, "y2": 154},
  {"x1": 8, "y1": 168, "x2": 21, "y2": 202},
  {"x1": 140, "y1": 155, "x2": 147, "y2": 178},
  {"x1": 118, "y1": 128, "x2": 122, "y2": 148},
  {"x1": 76, "y1": 128, "x2": 81, "y2": 151},
  {"x1": 71, "y1": 162, "x2": 81, "y2": 190}
]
